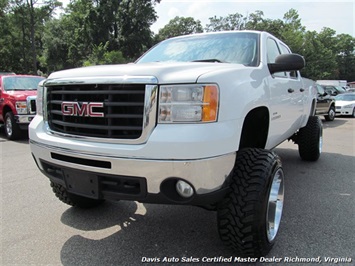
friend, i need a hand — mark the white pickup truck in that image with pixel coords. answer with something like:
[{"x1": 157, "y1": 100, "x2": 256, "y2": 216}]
[{"x1": 29, "y1": 31, "x2": 322, "y2": 257}]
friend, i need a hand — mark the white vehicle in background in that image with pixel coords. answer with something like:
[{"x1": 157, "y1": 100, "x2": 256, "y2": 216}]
[
  {"x1": 316, "y1": 79, "x2": 347, "y2": 88},
  {"x1": 335, "y1": 93, "x2": 355, "y2": 117}
]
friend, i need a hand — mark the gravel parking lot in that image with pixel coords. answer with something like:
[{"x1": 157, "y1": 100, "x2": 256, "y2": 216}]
[{"x1": 1, "y1": 117, "x2": 354, "y2": 265}]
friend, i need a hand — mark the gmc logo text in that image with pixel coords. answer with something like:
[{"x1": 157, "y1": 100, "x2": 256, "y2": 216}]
[{"x1": 61, "y1": 102, "x2": 104, "y2": 117}]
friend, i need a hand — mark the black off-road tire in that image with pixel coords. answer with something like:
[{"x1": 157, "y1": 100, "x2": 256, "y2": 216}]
[
  {"x1": 217, "y1": 148, "x2": 284, "y2": 257},
  {"x1": 4, "y1": 112, "x2": 22, "y2": 140},
  {"x1": 297, "y1": 116, "x2": 323, "y2": 161},
  {"x1": 50, "y1": 182, "x2": 104, "y2": 208},
  {"x1": 324, "y1": 106, "x2": 335, "y2": 121}
]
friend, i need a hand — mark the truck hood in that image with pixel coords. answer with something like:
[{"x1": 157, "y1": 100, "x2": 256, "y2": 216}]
[
  {"x1": 47, "y1": 62, "x2": 244, "y2": 84},
  {"x1": 5, "y1": 90, "x2": 37, "y2": 100}
]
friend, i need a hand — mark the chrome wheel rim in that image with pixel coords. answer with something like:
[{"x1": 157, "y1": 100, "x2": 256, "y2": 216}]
[
  {"x1": 329, "y1": 109, "x2": 335, "y2": 120},
  {"x1": 319, "y1": 126, "x2": 323, "y2": 154},
  {"x1": 5, "y1": 116, "x2": 12, "y2": 137},
  {"x1": 266, "y1": 168, "x2": 284, "y2": 242}
]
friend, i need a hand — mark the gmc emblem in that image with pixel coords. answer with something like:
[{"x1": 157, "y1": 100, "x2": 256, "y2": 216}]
[{"x1": 61, "y1": 102, "x2": 104, "y2": 117}]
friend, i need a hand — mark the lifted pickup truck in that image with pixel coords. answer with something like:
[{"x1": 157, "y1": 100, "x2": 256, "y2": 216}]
[
  {"x1": 29, "y1": 31, "x2": 322, "y2": 256},
  {"x1": 0, "y1": 74, "x2": 45, "y2": 139}
]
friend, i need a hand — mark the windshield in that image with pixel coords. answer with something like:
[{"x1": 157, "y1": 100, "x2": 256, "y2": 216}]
[
  {"x1": 335, "y1": 86, "x2": 346, "y2": 93},
  {"x1": 316, "y1": 85, "x2": 325, "y2": 94},
  {"x1": 3, "y1": 76, "x2": 44, "y2": 91},
  {"x1": 137, "y1": 32, "x2": 259, "y2": 66},
  {"x1": 335, "y1": 94, "x2": 355, "y2": 101}
]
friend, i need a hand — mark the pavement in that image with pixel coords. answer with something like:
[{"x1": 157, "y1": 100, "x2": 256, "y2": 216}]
[{"x1": 0, "y1": 117, "x2": 354, "y2": 265}]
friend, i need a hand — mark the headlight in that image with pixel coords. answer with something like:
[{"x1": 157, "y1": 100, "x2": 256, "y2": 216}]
[
  {"x1": 36, "y1": 81, "x2": 44, "y2": 116},
  {"x1": 344, "y1": 104, "x2": 353, "y2": 108},
  {"x1": 16, "y1": 101, "x2": 28, "y2": 114},
  {"x1": 158, "y1": 84, "x2": 219, "y2": 123}
]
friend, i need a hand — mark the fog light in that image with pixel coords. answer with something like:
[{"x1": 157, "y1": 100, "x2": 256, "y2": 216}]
[{"x1": 176, "y1": 180, "x2": 194, "y2": 198}]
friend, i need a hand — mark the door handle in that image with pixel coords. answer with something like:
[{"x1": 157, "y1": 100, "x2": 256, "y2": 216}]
[{"x1": 288, "y1": 88, "x2": 294, "y2": 93}]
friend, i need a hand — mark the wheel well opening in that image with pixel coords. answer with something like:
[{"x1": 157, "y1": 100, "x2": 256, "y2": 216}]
[
  {"x1": 3, "y1": 105, "x2": 12, "y2": 116},
  {"x1": 239, "y1": 107, "x2": 269, "y2": 150}
]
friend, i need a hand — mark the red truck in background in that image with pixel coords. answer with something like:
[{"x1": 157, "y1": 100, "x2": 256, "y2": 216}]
[{"x1": 0, "y1": 74, "x2": 45, "y2": 140}]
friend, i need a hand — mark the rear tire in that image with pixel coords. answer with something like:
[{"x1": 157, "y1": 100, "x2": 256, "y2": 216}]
[
  {"x1": 50, "y1": 182, "x2": 104, "y2": 208},
  {"x1": 217, "y1": 148, "x2": 284, "y2": 257},
  {"x1": 297, "y1": 116, "x2": 323, "y2": 161}
]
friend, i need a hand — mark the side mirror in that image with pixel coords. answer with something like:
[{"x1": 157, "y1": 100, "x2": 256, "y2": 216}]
[{"x1": 268, "y1": 53, "x2": 305, "y2": 74}]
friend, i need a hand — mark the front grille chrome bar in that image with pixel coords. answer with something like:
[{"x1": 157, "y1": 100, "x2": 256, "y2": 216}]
[{"x1": 43, "y1": 76, "x2": 158, "y2": 144}]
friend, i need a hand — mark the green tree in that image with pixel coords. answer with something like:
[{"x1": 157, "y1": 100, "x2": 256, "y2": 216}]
[
  {"x1": 117, "y1": 0, "x2": 160, "y2": 59},
  {"x1": 334, "y1": 34, "x2": 355, "y2": 81},
  {"x1": 280, "y1": 9, "x2": 306, "y2": 54},
  {"x1": 300, "y1": 30, "x2": 337, "y2": 79},
  {"x1": 41, "y1": 18, "x2": 73, "y2": 72},
  {"x1": 83, "y1": 42, "x2": 126, "y2": 66},
  {"x1": 1, "y1": 0, "x2": 61, "y2": 74},
  {"x1": 245, "y1": 10, "x2": 285, "y2": 38},
  {"x1": 155, "y1": 16, "x2": 203, "y2": 42},
  {"x1": 48, "y1": 0, "x2": 160, "y2": 67},
  {"x1": 0, "y1": 0, "x2": 15, "y2": 72},
  {"x1": 205, "y1": 13, "x2": 246, "y2": 32}
]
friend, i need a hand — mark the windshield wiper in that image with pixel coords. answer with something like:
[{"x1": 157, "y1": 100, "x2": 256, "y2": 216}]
[{"x1": 192, "y1": 59, "x2": 226, "y2": 63}]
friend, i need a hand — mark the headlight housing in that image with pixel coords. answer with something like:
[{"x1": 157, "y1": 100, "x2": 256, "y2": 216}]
[
  {"x1": 16, "y1": 101, "x2": 28, "y2": 114},
  {"x1": 158, "y1": 84, "x2": 219, "y2": 123},
  {"x1": 344, "y1": 104, "x2": 353, "y2": 108}
]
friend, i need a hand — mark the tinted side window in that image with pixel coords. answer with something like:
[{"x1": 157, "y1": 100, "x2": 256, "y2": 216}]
[
  {"x1": 279, "y1": 43, "x2": 298, "y2": 78},
  {"x1": 267, "y1": 38, "x2": 286, "y2": 77},
  {"x1": 267, "y1": 38, "x2": 280, "y2": 63}
]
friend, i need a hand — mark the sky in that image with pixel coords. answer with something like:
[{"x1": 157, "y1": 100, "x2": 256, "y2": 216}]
[{"x1": 150, "y1": 0, "x2": 355, "y2": 36}]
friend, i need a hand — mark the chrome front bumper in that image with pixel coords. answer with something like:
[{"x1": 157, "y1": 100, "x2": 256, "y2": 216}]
[
  {"x1": 15, "y1": 114, "x2": 35, "y2": 124},
  {"x1": 30, "y1": 140, "x2": 236, "y2": 195}
]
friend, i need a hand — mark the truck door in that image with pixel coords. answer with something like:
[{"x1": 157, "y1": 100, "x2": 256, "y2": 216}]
[
  {"x1": 278, "y1": 43, "x2": 305, "y2": 126},
  {"x1": 266, "y1": 38, "x2": 303, "y2": 147}
]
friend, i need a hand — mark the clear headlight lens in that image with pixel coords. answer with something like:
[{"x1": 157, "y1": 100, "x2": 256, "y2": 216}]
[
  {"x1": 344, "y1": 104, "x2": 353, "y2": 108},
  {"x1": 16, "y1": 101, "x2": 28, "y2": 114},
  {"x1": 158, "y1": 84, "x2": 219, "y2": 123}
]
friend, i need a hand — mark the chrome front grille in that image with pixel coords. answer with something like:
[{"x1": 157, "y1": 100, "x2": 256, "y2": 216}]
[{"x1": 46, "y1": 83, "x2": 146, "y2": 139}]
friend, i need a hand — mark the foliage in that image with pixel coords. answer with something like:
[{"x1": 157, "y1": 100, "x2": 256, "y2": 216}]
[
  {"x1": 0, "y1": 4, "x2": 354, "y2": 82},
  {"x1": 83, "y1": 42, "x2": 127, "y2": 66},
  {"x1": 155, "y1": 16, "x2": 203, "y2": 42},
  {"x1": 205, "y1": 13, "x2": 248, "y2": 32}
]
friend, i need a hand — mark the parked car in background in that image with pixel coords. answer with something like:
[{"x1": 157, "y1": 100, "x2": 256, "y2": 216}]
[
  {"x1": 323, "y1": 85, "x2": 347, "y2": 96},
  {"x1": 335, "y1": 93, "x2": 355, "y2": 117},
  {"x1": 0, "y1": 74, "x2": 45, "y2": 139},
  {"x1": 315, "y1": 84, "x2": 336, "y2": 121}
]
